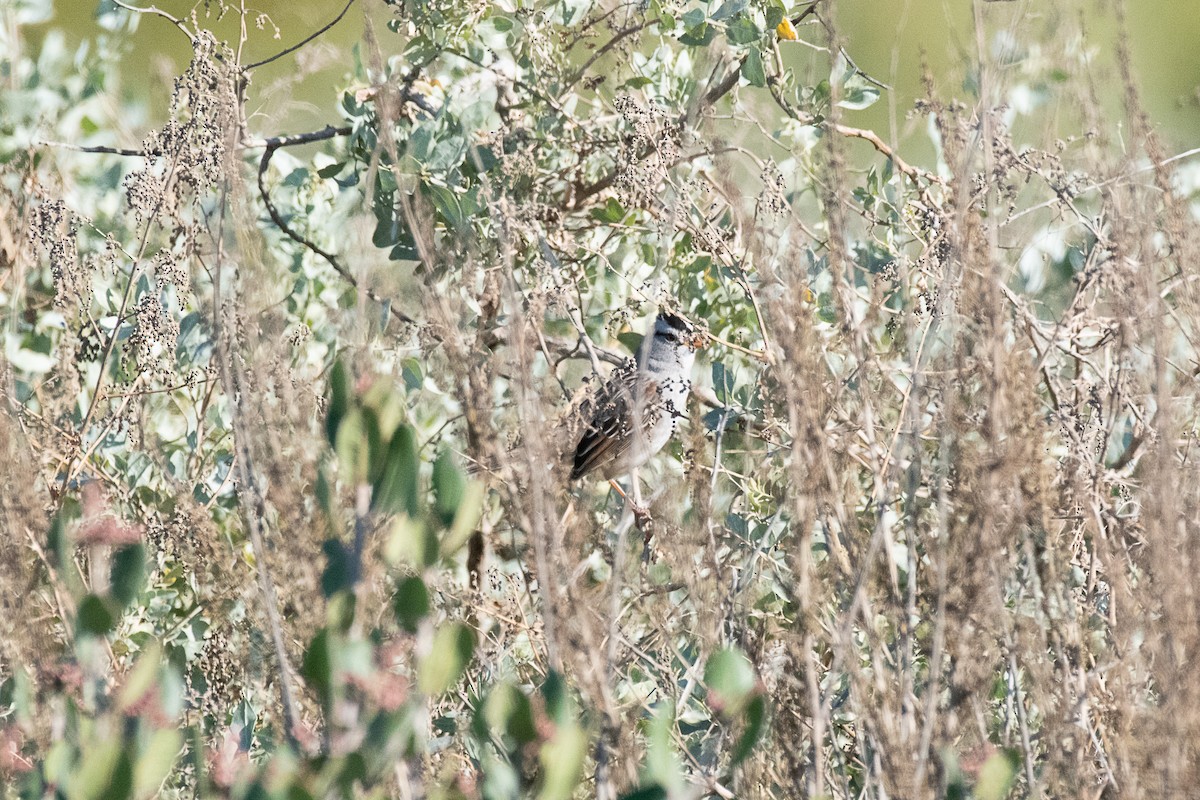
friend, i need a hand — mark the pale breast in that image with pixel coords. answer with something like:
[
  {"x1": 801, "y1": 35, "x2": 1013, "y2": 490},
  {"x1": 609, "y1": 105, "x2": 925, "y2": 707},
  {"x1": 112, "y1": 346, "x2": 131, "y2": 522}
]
[{"x1": 599, "y1": 376, "x2": 690, "y2": 479}]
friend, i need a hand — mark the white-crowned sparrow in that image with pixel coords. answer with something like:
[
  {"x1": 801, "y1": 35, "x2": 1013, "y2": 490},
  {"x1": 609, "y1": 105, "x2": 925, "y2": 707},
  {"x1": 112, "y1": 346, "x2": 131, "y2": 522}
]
[{"x1": 570, "y1": 312, "x2": 705, "y2": 481}]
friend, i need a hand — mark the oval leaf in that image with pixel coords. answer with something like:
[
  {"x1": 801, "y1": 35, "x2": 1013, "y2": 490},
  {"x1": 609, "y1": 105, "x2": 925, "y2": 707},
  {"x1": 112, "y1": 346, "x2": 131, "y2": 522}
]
[
  {"x1": 393, "y1": 576, "x2": 430, "y2": 633},
  {"x1": 704, "y1": 647, "x2": 757, "y2": 716},
  {"x1": 373, "y1": 425, "x2": 419, "y2": 516},
  {"x1": 418, "y1": 622, "x2": 474, "y2": 695}
]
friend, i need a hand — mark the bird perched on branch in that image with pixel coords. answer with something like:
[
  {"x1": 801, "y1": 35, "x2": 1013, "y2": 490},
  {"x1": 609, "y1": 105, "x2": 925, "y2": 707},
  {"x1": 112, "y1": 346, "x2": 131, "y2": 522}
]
[{"x1": 570, "y1": 311, "x2": 706, "y2": 484}]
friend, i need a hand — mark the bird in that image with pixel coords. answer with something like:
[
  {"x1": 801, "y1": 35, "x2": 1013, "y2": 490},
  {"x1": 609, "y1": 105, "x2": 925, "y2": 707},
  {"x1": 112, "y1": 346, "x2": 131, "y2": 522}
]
[{"x1": 570, "y1": 311, "x2": 706, "y2": 483}]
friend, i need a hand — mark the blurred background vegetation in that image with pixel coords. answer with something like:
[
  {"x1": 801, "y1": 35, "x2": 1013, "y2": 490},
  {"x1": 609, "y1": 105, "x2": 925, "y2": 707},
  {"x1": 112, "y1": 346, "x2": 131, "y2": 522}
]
[{"x1": 22, "y1": 0, "x2": 1200, "y2": 151}]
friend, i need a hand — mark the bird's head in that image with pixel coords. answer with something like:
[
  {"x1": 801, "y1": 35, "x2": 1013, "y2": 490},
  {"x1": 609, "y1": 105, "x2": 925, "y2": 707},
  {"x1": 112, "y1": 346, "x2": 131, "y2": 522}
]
[{"x1": 654, "y1": 311, "x2": 707, "y2": 352}]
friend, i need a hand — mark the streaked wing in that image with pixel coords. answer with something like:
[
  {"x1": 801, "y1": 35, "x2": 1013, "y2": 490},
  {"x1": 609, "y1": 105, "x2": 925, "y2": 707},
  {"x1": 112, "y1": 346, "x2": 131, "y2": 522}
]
[{"x1": 570, "y1": 366, "x2": 658, "y2": 479}]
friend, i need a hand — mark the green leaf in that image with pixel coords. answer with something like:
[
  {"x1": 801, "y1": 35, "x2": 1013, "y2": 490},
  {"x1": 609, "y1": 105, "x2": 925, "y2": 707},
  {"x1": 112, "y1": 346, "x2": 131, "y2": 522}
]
[
  {"x1": 133, "y1": 730, "x2": 182, "y2": 798},
  {"x1": 110, "y1": 543, "x2": 145, "y2": 607},
  {"x1": 281, "y1": 167, "x2": 310, "y2": 188},
  {"x1": 373, "y1": 426, "x2": 419, "y2": 516},
  {"x1": 362, "y1": 711, "x2": 408, "y2": 774},
  {"x1": 485, "y1": 13, "x2": 514, "y2": 32},
  {"x1": 425, "y1": 183, "x2": 465, "y2": 230},
  {"x1": 837, "y1": 82, "x2": 881, "y2": 111},
  {"x1": 726, "y1": 14, "x2": 761, "y2": 44},
  {"x1": 617, "y1": 331, "x2": 644, "y2": 355},
  {"x1": 303, "y1": 629, "x2": 334, "y2": 708},
  {"x1": 418, "y1": 622, "x2": 474, "y2": 695},
  {"x1": 334, "y1": 753, "x2": 369, "y2": 793},
  {"x1": 833, "y1": 55, "x2": 882, "y2": 111},
  {"x1": 117, "y1": 643, "x2": 162, "y2": 714},
  {"x1": 335, "y1": 408, "x2": 371, "y2": 485},
  {"x1": 321, "y1": 540, "x2": 354, "y2": 597},
  {"x1": 372, "y1": 201, "x2": 402, "y2": 248},
  {"x1": 401, "y1": 358, "x2": 424, "y2": 392},
  {"x1": 45, "y1": 740, "x2": 74, "y2": 787},
  {"x1": 337, "y1": 639, "x2": 375, "y2": 680},
  {"x1": 711, "y1": 0, "x2": 746, "y2": 21},
  {"x1": 942, "y1": 747, "x2": 967, "y2": 800},
  {"x1": 3, "y1": 667, "x2": 33, "y2": 726},
  {"x1": 590, "y1": 197, "x2": 627, "y2": 224},
  {"x1": 326, "y1": 360, "x2": 351, "y2": 445},
  {"x1": 428, "y1": 137, "x2": 468, "y2": 174},
  {"x1": 316, "y1": 468, "x2": 336, "y2": 520},
  {"x1": 393, "y1": 576, "x2": 430, "y2": 633},
  {"x1": 704, "y1": 647, "x2": 758, "y2": 716},
  {"x1": 403, "y1": 35, "x2": 439, "y2": 65},
  {"x1": 432, "y1": 451, "x2": 465, "y2": 528},
  {"x1": 49, "y1": 501, "x2": 79, "y2": 575},
  {"x1": 742, "y1": 48, "x2": 766, "y2": 88},
  {"x1": 479, "y1": 682, "x2": 537, "y2": 747},
  {"x1": 316, "y1": 161, "x2": 345, "y2": 179},
  {"x1": 70, "y1": 740, "x2": 132, "y2": 800},
  {"x1": 442, "y1": 480, "x2": 484, "y2": 558},
  {"x1": 537, "y1": 719, "x2": 587, "y2": 800},
  {"x1": 679, "y1": 21, "x2": 716, "y2": 46},
  {"x1": 817, "y1": 291, "x2": 837, "y2": 323},
  {"x1": 730, "y1": 694, "x2": 767, "y2": 764},
  {"x1": 361, "y1": 380, "x2": 405, "y2": 442},
  {"x1": 384, "y1": 515, "x2": 438, "y2": 568},
  {"x1": 975, "y1": 749, "x2": 1021, "y2": 800},
  {"x1": 478, "y1": 15, "x2": 517, "y2": 48},
  {"x1": 541, "y1": 671, "x2": 571, "y2": 725},
  {"x1": 711, "y1": 362, "x2": 734, "y2": 404},
  {"x1": 619, "y1": 787, "x2": 668, "y2": 800},
  {"x1": 644, "y1": 702, "x2": 683, "y2": 796},
  {"x1": 362, "y1": 408, "x2": 386, "y2": 484},
  {"x1": 77, "y1": 594, "x2": 116, "y2": 636},
  {"x1": 326, "y1": 589, "x2": 357, "y2": 633}
]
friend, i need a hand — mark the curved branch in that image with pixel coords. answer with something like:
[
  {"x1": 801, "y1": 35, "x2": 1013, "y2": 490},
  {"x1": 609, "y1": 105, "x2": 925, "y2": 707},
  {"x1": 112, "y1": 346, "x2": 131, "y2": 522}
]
[
  {"x1": 35, "y1": 141, "x2": 154, "y2": 157},
  {"x1": 256, "y1": 142, "x2": 415, "y2": 325},
  {"x1": 571, "y1": 4, "x2": 827, "y2": 209},
  {"x1": 245, "y1": 0, "x2": 356, "y2": 70},
  {"x1": 561, "y1": 19, "x2": 656, "y2": 92},
  {"x1": 243, "y1": 124, "x2": 352, "y2": 151},
  {"x1": 832, "y1": 124, "x2": 945, "y2": 186},
  {"x1": 111, "y1": 0, "x2": 195, "y2": 40}
]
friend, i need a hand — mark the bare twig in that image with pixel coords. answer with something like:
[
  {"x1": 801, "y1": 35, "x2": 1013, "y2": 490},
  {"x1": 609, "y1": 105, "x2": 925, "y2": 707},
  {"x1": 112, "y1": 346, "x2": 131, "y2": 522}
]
[
  {"x1": 244, "y1": 0, "x2": 356, "y2": 70},
  {"x1": 832, "y1": 123, "x2": 945, "y2": 186},
  {"x1": 255, "y1": 140, "x2": 416, "y2": 326},
  {"x1": 111, "y1": 0, "x2": 195, "y2": 40}
]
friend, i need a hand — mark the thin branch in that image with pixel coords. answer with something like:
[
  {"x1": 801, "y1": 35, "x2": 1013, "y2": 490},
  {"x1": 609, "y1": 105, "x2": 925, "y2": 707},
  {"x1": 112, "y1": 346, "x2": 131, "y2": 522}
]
[
  {"x1": 571, "y1": 3, "x2": 826, "y2": 210},
  {"x1": 210, "y1": 160, "x2": 304, "y2": 752},
  {"x1": 40, "y1": 123, "x2": 355, "y2": 160},
  {"x1": 762, "y1": 73, "x2": 943, "y2": 187},
  {"x1": 697, "y1": 0, "x2": 825, "y2": 110},
  {"x1": 832, "y1": 123, "x2": 945, "y2": 186},
  {"x1": 244, "y1": 0, "x2": 356, "y2": 70},
  {"x1": 561, "y1": 19, "x2": 655, "y2": 91},
  {"x1": 1003, "y1": 145, "x2": 1200, "y2": 225},
  {"x1": 58, "y1": 132, "x2": 192, "y2": 496},
  {"x1": 242, "y1": 124, "x2": 352, "y2": 151},
  {"x1": 111, "y1": 0, "x2": 195, "y2": 40},
  {"x1": 255, "y1": 141, "x2": 416, "y2": 325},
  {"x1": 35, "y1": 141, "x2": 154, "y2": 157}
]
